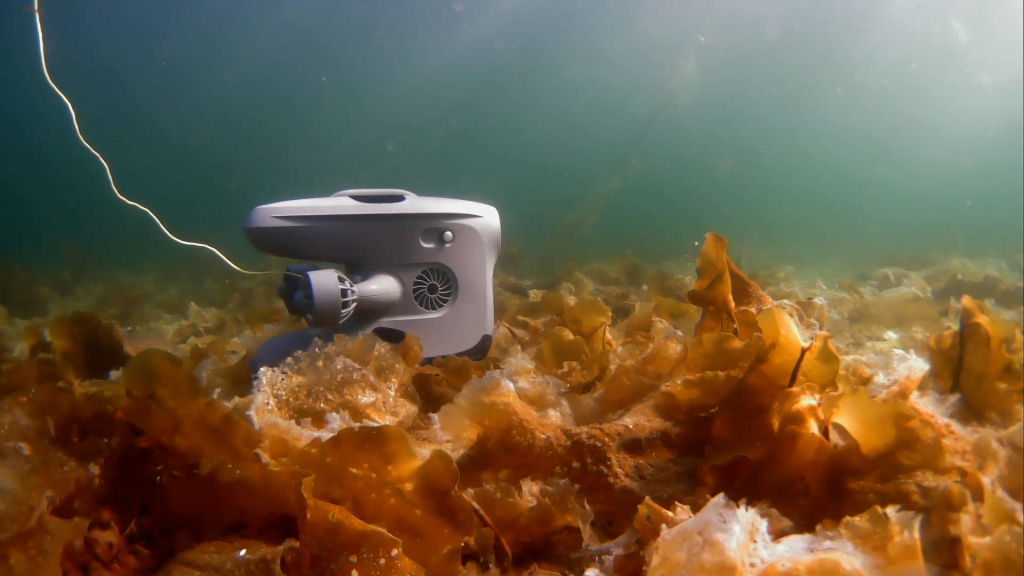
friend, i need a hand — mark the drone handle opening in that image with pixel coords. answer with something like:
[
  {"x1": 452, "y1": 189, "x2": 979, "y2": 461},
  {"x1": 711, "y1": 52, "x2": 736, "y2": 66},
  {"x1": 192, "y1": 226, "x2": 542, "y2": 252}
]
[{"x1": 330, "y1": 189, "x2": 416, "y2": 203}]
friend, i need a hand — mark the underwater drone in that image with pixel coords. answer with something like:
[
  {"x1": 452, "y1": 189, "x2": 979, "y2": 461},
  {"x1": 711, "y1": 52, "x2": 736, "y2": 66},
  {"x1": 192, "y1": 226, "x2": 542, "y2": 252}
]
[{"x1": 244, "y1": 188, "x2": 501, "y2": 370}]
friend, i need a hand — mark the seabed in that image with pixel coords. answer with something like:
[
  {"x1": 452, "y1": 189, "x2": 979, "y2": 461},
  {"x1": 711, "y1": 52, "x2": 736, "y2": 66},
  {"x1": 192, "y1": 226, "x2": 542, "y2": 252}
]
[{"x1": 1, "y1": 232, "x2": 1022, "y2": 576}]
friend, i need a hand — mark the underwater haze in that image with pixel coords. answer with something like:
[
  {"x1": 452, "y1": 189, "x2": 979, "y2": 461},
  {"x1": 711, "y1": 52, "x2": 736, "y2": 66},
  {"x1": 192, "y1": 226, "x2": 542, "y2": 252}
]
[
  {"x1": 3, "y1": 3, "x2": 1024, "y2": 575},
  {"x1": 1, "y1": 0, "x2": 1022, "y2": 277}
]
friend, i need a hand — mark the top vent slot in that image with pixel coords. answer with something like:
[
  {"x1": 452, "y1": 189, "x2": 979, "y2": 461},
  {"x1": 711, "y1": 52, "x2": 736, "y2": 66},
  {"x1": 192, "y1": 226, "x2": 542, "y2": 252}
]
[
  {"x1": 331, "y1": 189, "x2": 416, "y2": 203},
  {"x1": 350, "y1": 194, "x2": 407, "y2": 204}
]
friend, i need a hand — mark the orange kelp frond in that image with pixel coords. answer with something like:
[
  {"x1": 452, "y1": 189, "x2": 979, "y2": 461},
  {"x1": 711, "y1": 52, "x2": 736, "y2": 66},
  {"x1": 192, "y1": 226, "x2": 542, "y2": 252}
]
[{"x1": 687, "y1": 232, "x2": 773, "y2": 339}]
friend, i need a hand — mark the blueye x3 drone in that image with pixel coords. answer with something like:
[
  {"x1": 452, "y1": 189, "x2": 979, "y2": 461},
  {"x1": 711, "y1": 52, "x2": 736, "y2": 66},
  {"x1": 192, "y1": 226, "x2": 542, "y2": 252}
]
[{"x1": 244, "y1": 188, "x2": 501, "y2": 371}]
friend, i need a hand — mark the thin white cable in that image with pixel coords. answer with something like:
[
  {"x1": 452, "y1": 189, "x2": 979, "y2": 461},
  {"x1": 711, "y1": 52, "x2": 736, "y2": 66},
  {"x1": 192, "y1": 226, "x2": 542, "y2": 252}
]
[{"x1": 31, "y1": 0, "x2": 279, "y2": 277}]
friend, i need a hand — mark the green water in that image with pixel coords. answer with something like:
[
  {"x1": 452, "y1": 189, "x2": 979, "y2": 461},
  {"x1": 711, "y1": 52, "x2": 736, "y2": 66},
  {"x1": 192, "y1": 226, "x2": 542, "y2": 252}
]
[{"x1": 1, "y1": 0, "x2": 1021, "y2": 281}]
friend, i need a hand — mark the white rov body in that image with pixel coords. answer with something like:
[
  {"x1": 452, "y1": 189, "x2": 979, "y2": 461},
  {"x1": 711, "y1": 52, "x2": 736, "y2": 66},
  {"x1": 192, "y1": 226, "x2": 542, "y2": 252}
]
[{"x1": 245, "y1": 188, "x2": 501, "y2": 369}]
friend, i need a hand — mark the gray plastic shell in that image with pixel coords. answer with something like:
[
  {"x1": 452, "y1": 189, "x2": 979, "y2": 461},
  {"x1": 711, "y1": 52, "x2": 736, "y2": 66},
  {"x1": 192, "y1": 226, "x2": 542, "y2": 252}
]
[{"x1": 245, "y1": 189, "x2": 500, "y2": 360}]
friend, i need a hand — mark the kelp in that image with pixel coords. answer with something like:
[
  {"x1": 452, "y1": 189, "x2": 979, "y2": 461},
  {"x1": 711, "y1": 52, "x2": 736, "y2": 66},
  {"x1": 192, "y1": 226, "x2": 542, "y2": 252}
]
[{"x1": 0, "y1": 233, "x2": 1021, "y2": 576}]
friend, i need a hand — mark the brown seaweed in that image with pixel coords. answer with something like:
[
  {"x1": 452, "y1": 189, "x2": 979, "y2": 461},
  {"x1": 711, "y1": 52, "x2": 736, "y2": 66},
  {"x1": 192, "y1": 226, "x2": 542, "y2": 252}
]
[{"x1": 0, "y1": 232, "x2": 1020, "y2": 576}]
